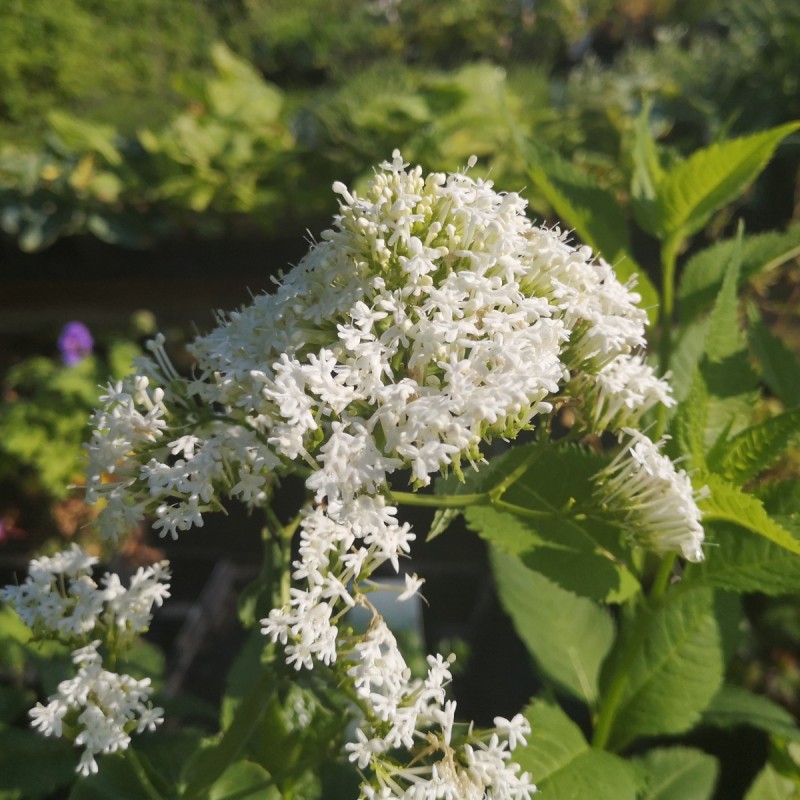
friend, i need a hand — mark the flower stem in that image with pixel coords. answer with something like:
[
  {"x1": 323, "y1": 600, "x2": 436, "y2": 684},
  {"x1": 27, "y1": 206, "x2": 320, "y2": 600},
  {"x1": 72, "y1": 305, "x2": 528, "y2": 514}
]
[
  {"x1": 127, "y1": 748, "x2": 167, "y2": 800},
  {"x1": 389, "y1": 490, "x2": 489, "y2": 508}
]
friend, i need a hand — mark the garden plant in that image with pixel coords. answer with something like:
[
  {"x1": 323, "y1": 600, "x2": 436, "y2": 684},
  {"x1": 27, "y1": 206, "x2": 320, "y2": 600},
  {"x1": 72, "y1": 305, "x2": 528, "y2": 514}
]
[
  {"x1": 2, "y1": 3, "x2": 800, "y2": 798},
  {"x1": 2, "y1": 109, "x2": 800, "y2": 799}
]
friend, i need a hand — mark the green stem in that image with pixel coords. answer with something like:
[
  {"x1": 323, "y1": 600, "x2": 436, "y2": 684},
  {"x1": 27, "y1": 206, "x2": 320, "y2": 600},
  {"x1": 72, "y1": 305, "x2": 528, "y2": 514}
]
[
  {"x1": 649, "y1": 552, "x2": 677, "y2": 601},
  {"x1": 592, "y1": 550, "x2": 676, "y2": 751},
  {"x1": 389, "y1": 490, "x2": 489, "y2": 508},
  {"x1": 181, "y1": 666, "x2": 276, "y2": 800},
  {"x1": 656, "y1": 234, "x2": 681, "y2": 438},
  {"x1": 127, "y1": 748, "x2": 166, "y2": 800},
  {"x1": 658, "y1": 234, "x2": 681, "y2": 376}
]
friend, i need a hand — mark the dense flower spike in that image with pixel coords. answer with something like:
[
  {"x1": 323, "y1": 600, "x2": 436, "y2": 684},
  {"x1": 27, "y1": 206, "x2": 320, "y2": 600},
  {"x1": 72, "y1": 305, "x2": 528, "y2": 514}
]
[
  {"x1": 59, "y1": 153, "x2": 701, "y2": 794},
  {"x1": 595, "y1": 429, "x2": 708, "y2": 562}
]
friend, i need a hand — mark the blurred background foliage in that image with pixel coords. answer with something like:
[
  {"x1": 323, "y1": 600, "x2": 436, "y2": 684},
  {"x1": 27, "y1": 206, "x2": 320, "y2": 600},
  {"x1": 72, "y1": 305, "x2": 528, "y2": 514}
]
[{"x1": 1, "y1": 0, "x2": 799, "y2": 253}]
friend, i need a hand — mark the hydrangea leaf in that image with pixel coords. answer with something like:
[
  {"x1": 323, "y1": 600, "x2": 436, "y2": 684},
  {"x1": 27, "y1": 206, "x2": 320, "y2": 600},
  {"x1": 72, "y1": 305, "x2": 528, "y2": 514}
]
[
  {"x1": 632, "y1": 747, "x2": 718, "y2": 800},
  {"x1": 489, "y1": 547, "x2": 615, "y2": 703},
  {"x1": 514, "y1": 699, "x2": 642, "y2": 800},
  {"x1": 598, "y1": 588, "x2": 723, "y2": 751},
  {"x1": 678, "y1": 227, "x2": 800, "y2": 321},
  {"x1": 700, "y1": 685, "x2": 800, "y2": 743},
  {"x1": 685, "y1": 522, "x2": 800, "y2": 595},
  {"x1": 707, "y1": 406, "x2": 800, "y2": 484},
  {"x1": 699, "y1": 475, "x2": 800, "y2": 557},
  {"x1": 644, "y1": 122, "x2": 800, "y2": 242}
]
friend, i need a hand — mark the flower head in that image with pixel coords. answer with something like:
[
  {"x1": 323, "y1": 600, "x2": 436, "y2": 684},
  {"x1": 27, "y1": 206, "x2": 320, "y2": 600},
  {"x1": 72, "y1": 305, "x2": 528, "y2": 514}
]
[
  {"x1": 595, "y1": 429, "x2": 707, "y2": 562},
  {"x1": 58, "y1": 321, "x2": 94, "y2": 366}
]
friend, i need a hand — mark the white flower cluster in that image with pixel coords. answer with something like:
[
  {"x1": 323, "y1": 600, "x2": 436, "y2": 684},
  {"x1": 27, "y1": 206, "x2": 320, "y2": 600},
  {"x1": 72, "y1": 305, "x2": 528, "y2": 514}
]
[
  {"x1": 30, "y1": 641, "x2": 163, "y2": 777},
  {"x1": 597, "y1": 429, "x2": 708, "y2": 563},
  {"x1": 1, "y1": 545, "x2": 169, "y2": 773},
  {"x1": 342, "y1": 620, "x2": 535, "y2": 799},
  {"x1": 0, "y1": 543, "x2": 171, "y2": 639},
  {"x1": 77, "y1": 152, "x2": 706, "y2": 794}
]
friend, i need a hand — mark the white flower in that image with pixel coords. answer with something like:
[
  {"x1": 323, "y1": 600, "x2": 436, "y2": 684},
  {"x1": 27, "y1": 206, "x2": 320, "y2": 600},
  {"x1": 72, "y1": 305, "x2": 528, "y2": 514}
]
[
  {"x1": 596, "y1": 429, "x2": 707, "y2": 562},
  {"x1": 31, "y1": 641, "x2": 163, "y2": 775},
  {"x1": 570, "y1": 354, "x2": 675, "y2": 433}
]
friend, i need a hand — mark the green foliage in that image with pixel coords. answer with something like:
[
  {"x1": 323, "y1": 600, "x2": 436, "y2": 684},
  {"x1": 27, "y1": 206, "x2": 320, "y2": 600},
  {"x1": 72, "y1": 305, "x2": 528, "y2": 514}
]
[
  {"x1": 686, "y1": 522, "x2": 800, "y2": 595},
  {"x1": 522, "y1": 137, "x2": 659, "y2": 319},
  {"x1": 744, "y1": 763, "x2": 797, "y2": 800},
  {"x1": 596, "y1": 589, "x2": 724, "y2": 752},
  {"x1": 631, "y1": 122, "x2": 800, "y2": 243},
  {"x1": 632, "y1": 747, "x2": 718, "y2": 800},
  {"x1": 679, "y1": 227, "x2": 800, "y2": 320},
  {"x1": 701, "y1": 685, "x2": 800, "y2": 742},
  {"x1": 0, "y1": 339, "x2": 141, "y2": 498},
  {"x1": 465, "y1": 444, "x2": 639, "y2": 603},
  {"x1": 0, "y1": 728, "x2": 77, "y2": 799},
  {"x1": 699, "y1": 475, "x2": 800, "y2": 557},
  {"x1": 490, "y1": 548, "x2": 615, "y2": 704}
]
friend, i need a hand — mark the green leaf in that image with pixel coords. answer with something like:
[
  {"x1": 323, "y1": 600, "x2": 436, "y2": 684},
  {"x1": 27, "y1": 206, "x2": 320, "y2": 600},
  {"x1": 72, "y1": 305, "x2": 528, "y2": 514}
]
[
  {"x1": 701, "y1": 685, "x2": 800, "y2": 743},
  {"x1": 669, "y1": 368, "x2": 709, "y2": 469},
  {"x1": 181, "y1": 666, "x2": 276, "y2": 799},
  {"x1": 0, "y1": 728, "x2": 76, "y2": 799},
  {"x1": 514, "y1": 699, "x2": 642, "y2": 800},
  {"x1": 209, "y1": 761, "x2": 279, "y2": 800},
  {"x1": 704, "y1": 223, "x2": 745, "y2": 364},
  {"x1": 633, "y1": 747, "x2": 718, "y2": 800},
  {"x1": 699, "y1": 475, "x2": 800, "y2": 556},
  {"x1": 647, "y1": 122, "x2": 800, "y2": 241},
  {"x1": 686, "y1": 522, "x2": 800, "y2": 595},
  {"x1": 679, "y1": 227, "x2": 800, "y2": 320},
  {"x1": 750, "y1": 317, "x2": 800, "y2": 407},
  {"x1": 47, "y1": 111, "x2": 122, "y2": 165},
  {"x1": 464, "y1": 445, "x2": 638, "y2": 602},
  {"x1": 598, "y1": 589, "x2": 724, "y2": 751},
  {"x1": 708, "y1": 407, "x2": 800, "y2": 484},
  {"x1": 524, "y1": 138, "x2": 658, "y2": 319},
  {"x1": 489, "y1": 547, "x2": 614, "y2": 703},
  {"x1": 744, "y1": 763, "x2": 797, "y2": 800}
]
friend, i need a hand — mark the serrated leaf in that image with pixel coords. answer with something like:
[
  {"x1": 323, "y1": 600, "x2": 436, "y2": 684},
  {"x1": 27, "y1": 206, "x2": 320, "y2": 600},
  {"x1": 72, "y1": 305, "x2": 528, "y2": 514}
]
[
  {"x1": 750, "y1": 317, "x2": 800, "y2": 407},
  {"x1": 514, "y1": 699, "x2": 642, "y2": 800},
  {"x1": 465, "y1": 445, "x2": 638, "y2": 602},
  {"x1": 701, "y1": 685, "x2": 800, "y2": 742},
  {"x1": 679, "y1": 227, "x2": 800, "y2": 320},
  {"x1": 633, "y1": 747, "x2": 718, "y2": 800},
  {"x1": 489, "y1": 548, "x2": 614, "y2": 703},
  {"x1": 648, "y1": 122, "x2": 800, "y2": 241},
  {"x1": 669, "y1": 368, "x2": 709, "y2": 469},
  {"x1": 686, "y1": 522, "x2": 800, "y2": 595},
  {"x1": 598, "y1": 589, "x2": 723, "y2": 751},
  {"x1": 709, "y1": 407, "x2": 800, "y2": 483},
  {"x1": 524, "y1": 138, "x2": 658, "y2": 321},
  {"x1": 744, "y1": 763, "x2": 796, "y2": 800},
  {"x1": 705, "y1": 223, "x2": 745, "y2": 363},
  {"x1": 699, "y1": 475, "x2": 800, "y2": 556}
]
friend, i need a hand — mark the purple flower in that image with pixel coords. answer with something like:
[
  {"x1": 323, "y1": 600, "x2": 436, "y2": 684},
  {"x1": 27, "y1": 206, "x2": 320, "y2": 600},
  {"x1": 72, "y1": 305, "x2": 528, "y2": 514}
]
[{"x1": 58, "y1": 321, "x2": 94, "y2": 366}]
